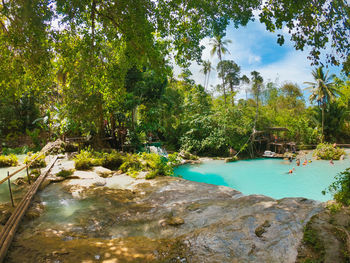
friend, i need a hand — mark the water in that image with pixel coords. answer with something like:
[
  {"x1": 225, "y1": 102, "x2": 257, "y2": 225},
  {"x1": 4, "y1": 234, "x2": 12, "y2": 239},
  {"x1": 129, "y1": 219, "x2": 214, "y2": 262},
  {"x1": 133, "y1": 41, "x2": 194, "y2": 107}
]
[
  {"x1": 174, "y1": 156, "x2": 350, "y2": 202},
  {"x1": 0, "y1": 155, "x2": 27, "y2": 203}
]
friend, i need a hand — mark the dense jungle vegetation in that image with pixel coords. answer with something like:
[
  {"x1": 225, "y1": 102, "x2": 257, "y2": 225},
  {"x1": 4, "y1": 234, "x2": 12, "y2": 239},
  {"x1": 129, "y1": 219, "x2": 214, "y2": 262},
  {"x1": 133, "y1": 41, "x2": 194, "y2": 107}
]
[{"x1": 0, "y1": 0, "x2": 350, "y2": 157}]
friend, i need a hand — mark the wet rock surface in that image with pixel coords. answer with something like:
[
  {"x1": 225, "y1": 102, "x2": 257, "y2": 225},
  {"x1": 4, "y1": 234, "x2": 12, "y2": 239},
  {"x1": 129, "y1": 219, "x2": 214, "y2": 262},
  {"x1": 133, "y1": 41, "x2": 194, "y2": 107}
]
[
  {"x1": 296, "y1": 206, "x2": 350, "y2": 263},
  {"x1": 6, "y1": 163, "x2": 324, "y2": 263}
]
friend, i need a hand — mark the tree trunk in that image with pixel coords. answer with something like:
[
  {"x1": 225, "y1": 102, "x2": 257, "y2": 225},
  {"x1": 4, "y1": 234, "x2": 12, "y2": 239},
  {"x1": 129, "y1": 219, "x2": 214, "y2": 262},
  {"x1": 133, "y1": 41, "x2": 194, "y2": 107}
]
[
  {"x1": 321, "y1": 104, "x2": 325, "y2": 142},
  {"x1": 230, "y1": 85, "x2": 234, "y2": 106}
]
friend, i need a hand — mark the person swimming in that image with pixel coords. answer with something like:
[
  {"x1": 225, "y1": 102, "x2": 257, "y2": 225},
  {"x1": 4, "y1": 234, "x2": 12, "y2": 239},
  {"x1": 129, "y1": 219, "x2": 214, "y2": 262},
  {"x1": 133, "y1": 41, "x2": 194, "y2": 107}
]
[
  {"x1": 303, "y1": 159, "x2": 307, "y2": 166},
  {"x1": 296, "y1": 159, "x2": 300, "y2": 166},
  {"x1": 330, "y1": 159, "x2": 334, "y2": 165}
]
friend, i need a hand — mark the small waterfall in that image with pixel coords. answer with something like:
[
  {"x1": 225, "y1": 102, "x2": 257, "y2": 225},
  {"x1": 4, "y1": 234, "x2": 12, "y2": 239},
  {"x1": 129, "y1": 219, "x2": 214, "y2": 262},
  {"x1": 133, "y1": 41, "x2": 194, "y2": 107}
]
[{"x1": 147, "y1": 146, "x2": 168, "y2": 157}]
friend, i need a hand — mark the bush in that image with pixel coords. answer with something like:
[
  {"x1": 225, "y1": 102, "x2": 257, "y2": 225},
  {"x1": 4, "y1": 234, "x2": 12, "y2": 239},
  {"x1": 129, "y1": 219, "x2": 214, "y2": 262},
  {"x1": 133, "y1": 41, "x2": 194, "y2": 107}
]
[
  {"x1": 0, "y1": 154, "x2": 18, "y2": 167},
  {"x1": 313, "y1": 143, "x2": 345, "y2": 160},
  {"x1": 2, "y1": 146, "x2": 30, "y2": 155},
  {"x1": 141, "y1": 153, "x2": 173, "y2": 179},
  {"x1": 24, "y1": 152, "x2": 46, "y2": 168},
  {"x1": 167, "y1": 152, "x2": 182, "y2": 167},
  {"x1": 119, "y1": 154, "x2": 142, "y2": 174},
  {"x1": 323, "y1": 168, "x2": 350, "y2": 206},
  {"x1": 74, "y1": 148, "x2": 95, "y2": 170},
  {"x1": 56, "y1": 169, "x2": 75, "y2": 178},
  {"x1": 100, "y1": 151, "x2": 124, "y2": 170},
  {"x1": 179, "y1": 150, "x2": 199, "y2": 160}
]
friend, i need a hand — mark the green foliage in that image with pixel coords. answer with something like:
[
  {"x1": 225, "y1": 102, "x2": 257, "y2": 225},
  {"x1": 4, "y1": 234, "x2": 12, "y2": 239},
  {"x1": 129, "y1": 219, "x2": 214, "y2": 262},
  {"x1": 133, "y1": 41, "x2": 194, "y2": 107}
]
[
  {"x1": 2, "y1": 146, "x2": 30, "y2": 155},
  {"x1": 56, "y1": 169, "x2": 75, "y2": 178},
  {"x1": 179, "y1": 150, "x2": 199, "y2": 160},
  {"x1": 30, "y1": 169, "x2": 41, "y2": 179},
  {"x1": 100, "y1": 151, "x2": 124, "y2": 170},
  {"x1": 313, "y1": 143, "x2": 345, "y2": 160},
  {"x1": 324, "y1": 168, "x2": 350, "y2": 206},
  {"x1": 0, "y1": 154, "x2": 18, "y2": 167},
  {"x1": 303, "y1": 221, "x2": 325, "y2": 255},
  {"x1": 141, "y1": 153, "x2": 173, "y2": 179},
  {"x1": 74, "y1": 148, "x2": 96, "y2": 170},
  {"x1": 24, "y1": 152, "x2": 46, "y2": 168},
  {"x1": 167, "y1": 152, "x2": 182, "y2": 167},
  {"x1": 326, "y1": 202, "x2": 342, "y2": 214},
  {"x1": 26, "y1": 128, "x2": 41, "y2": 148},
  {"x1": 119, "y1": 154, "x2": 142, "y2": 175}
]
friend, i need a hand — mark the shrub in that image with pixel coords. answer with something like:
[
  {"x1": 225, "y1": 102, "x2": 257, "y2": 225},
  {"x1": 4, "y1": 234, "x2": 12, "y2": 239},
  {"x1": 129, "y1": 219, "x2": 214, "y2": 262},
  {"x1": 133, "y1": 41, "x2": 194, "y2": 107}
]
[
  {"x1": 74, "y1": 148, "x2": 95, "y2": 170},
  {"x1": 100, "y1": 151, "x2": 124, "y2": 170},
  {"x1": 2, "y1": 146, "x2": 30, "y2": 155},
  {"x1": 74, "y1": 148, "x2": 124, "y2": 171},
  {"x1": 167, "y1": 152, "x2": 182, "y2": 167},
  {"x1": 119, "y1": 154, "x2": 142, "y2": 174},
  {"x1": 179, "y1": 150, "x2": 199, "y2": 160},
  {"x1": 0, "y1": 154, "x2": 18, "y2": 167},
  {"x1": 56, "y1": 169, "x2": 75, "y2": 178},
  {"x1": 24, "y1": 152, "x2": 46, "y2": 168},
  {"x1": 323, "y1": 168, "x2": 350, "y2": 206},
  {"x1": 141, "y1": 153, "x2": 173, "y2": 179},
  {"x1": 313, "y1": 143, "x2": 345, "y2": 160},
  {"x1": 30, "y1": 169, "x2": 41, "y2": 179}
]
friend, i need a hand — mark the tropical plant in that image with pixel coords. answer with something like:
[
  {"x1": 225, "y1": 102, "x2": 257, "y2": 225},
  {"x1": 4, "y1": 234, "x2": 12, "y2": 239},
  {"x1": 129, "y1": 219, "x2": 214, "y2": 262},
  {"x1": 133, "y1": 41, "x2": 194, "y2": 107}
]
[
  {"x1": 324, "y1": 168, "x2": 350, "y2": 206},
  {"x1": 210, "y1": 35, "x2": 232, "y2": 105},
  {"x1": 304, "y1": 67, "x2": 341, "y2": 140},
  {"x1": 200, "y1": 60, "x2": 214, "y2": 90},
  {"x1": 313, "y1": 143, "x2": 345, "y2": 160},
  {"x1": 217, "y1": 60, "x2": 241, "y2": 105},
  {"x1": 241, "y1": 75, "x2": 250, "y2": 100},
  {"x1": 250, "y1": 71, "x2": 264, "y2": 130}
]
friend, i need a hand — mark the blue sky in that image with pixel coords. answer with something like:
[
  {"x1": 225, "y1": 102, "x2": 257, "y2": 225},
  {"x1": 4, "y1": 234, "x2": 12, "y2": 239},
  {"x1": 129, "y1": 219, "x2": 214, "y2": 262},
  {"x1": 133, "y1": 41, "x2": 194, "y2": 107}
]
[{"x1": 174, "y1": 19, "x2": 342, "y2": 100}]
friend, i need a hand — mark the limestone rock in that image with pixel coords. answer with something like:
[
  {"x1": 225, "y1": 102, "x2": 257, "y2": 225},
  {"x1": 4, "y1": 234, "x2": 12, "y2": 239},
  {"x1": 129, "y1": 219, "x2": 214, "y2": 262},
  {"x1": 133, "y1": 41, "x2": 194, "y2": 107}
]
[{"x1": 93, "y1": 166, "x2": 112, "y2": 177}]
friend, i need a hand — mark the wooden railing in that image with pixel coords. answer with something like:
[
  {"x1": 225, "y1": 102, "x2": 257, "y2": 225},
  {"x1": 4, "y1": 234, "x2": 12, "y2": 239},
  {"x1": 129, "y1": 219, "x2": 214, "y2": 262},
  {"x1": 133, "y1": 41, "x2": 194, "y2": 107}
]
[{"x1": 1, "y1": 146, "x2": 54, "y2": 207}]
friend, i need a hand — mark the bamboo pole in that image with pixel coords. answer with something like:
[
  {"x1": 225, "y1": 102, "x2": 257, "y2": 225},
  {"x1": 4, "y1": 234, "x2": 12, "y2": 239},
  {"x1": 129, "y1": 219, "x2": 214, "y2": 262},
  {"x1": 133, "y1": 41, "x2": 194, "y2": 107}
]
[{"x1": 0, "y1": 156, "x2": 58, "y2": 262}]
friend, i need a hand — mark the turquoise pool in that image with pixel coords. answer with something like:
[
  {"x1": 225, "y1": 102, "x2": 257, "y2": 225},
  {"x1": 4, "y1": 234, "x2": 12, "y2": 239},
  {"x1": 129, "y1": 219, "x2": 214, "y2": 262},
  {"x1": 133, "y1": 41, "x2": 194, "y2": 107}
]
[{"x1": 174, "y1": 157, "x2": 350, "y2": 202}]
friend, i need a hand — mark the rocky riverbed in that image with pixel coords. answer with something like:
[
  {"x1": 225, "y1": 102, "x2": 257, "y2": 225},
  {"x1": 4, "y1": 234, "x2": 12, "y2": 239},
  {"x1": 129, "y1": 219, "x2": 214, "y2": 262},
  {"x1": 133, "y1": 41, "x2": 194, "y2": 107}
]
[{"x1": 4, "y1": 157, "x2": 326, "y2": 262}]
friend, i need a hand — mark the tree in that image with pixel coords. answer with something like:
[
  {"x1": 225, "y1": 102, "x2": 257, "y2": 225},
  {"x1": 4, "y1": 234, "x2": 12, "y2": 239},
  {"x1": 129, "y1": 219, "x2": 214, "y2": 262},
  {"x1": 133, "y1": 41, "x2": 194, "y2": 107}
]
[
  {"x1": 210, "y1": 35, "x2": 232, "y2": 105},
  {"x1": 250, "y1": 71, "x2": 264, "y2": 129},
  {"x1": 200, "y1": 60, "x2": 214, "y2": 90},
  {"x1": 217, "y1": 60, "x2": 241, "y2": 105},
  {"x1": 241, "y1": 75, "x2": 250, "y2": 100},
  {"x1": 305, "y1": 67, "x2": 340, "y2": 140}
]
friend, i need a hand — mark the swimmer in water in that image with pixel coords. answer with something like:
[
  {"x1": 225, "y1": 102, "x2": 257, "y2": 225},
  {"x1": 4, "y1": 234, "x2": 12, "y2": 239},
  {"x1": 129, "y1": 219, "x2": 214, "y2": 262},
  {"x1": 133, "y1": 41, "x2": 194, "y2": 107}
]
[
  {"x1": 296, "y1": 159, "x2": 300, "y2": 166},
  {"x1": 330, "y1": 159, "x2": 334, "y2": 165},
  {"x1": 288, "y1": 169, "x2": 293, "y2": 174}
]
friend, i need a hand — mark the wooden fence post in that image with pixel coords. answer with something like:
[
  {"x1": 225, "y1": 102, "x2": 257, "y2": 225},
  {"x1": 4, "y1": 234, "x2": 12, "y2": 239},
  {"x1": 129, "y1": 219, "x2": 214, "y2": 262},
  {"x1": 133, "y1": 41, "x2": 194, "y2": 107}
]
[{"x1": 7, "y1": 172, "x2": 14, "y2": 207}]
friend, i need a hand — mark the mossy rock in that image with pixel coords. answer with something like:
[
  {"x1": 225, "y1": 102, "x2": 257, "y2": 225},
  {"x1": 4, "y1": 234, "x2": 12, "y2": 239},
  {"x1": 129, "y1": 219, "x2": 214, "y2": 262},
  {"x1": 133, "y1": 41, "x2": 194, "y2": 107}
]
[{"x1": 255, "y1": 220, "x2": 271, "y2": 238}]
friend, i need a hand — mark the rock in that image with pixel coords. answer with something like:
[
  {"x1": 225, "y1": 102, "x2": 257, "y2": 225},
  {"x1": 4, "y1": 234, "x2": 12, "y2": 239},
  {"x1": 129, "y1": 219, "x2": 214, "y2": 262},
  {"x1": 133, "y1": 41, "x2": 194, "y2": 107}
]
[
  {"x1": 136, "y1": 171, "x2": 149, "y2": 179},
  {"x1": 0, "y1": 209, "x2": 12, "y2": 224},
  {"x1": 166, "y1": 216, "x2": 185, "y2": 226},
  {"x1": 255, "y1": 220, "x2": 271, "y2": 238},
  {"x1": 13, "y1": 177, "x2": 27, "y2": 186},
  {"x1": 7, "y1": 158, "x2": 324, "y2": 263},
  {"x1": 39, "y1": 179, "x2": 51, "y2": 190},
  {"x1": 93, "y1": 166, "x2": 112, "y2": 178},
  {"x1": 25, "y1": 204, "x2": 44, "y2": 220},
  {"x1": 92, "y1": 178, "x2": 106, "y2": 186}
]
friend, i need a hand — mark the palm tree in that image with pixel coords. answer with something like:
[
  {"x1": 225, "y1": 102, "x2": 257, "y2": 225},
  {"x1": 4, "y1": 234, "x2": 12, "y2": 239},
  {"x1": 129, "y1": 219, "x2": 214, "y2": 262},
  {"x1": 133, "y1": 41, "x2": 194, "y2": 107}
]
[
  {"x1": 240, "y1": 74, "x2": 250, "y2": 100},
  {"x1": 304, "y1": 66, "x2": 340, "y2": 140},
  {"x1": 200, "y1": 60, "x2": 213, "y2": 90},
  {"x1": 210, "y1": 35, "x2": 232, "y2": 105},
  {"x1": 250, "y1": 71, "x2": 263, "y2": 130}
]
